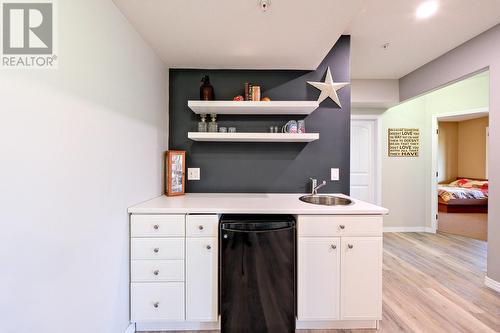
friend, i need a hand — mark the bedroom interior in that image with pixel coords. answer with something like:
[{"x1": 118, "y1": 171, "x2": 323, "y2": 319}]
[{"x1": 437, "y1": 114, "x2": 489, "y2": 240}]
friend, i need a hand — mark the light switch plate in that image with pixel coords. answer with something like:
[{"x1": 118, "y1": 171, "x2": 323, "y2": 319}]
[
  {"x1": 331, "y1": 168, "x2": 340, "y2": 181},
  {"x1": 188, "y1": 168, "x2": 200, "y2": 181}
]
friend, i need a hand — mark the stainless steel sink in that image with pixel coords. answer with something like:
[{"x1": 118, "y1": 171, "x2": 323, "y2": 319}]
[{"x1": 299, "y1": 195, "x2": 353, "y2": 206}]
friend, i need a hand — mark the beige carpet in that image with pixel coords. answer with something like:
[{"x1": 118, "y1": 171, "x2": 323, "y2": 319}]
[{"x1": 438, "y1": 212, "x2": 487, "y2": 240}]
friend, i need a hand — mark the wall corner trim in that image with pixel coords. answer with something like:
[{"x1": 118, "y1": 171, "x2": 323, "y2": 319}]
[
  {"x1": 124, "y1": 323, "x2": 136, "y2": 333},
  {"x1": 485, "y1": 276, "x2": 500, "y2": 293}
]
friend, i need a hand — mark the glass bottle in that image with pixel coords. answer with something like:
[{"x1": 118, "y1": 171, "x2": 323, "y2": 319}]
[
  {"x1": 208, "y1": 113, "x2": 218, "y2": 132},
  {"x1": 200, "y1": 75, "x2": 215, "y2": 100},
  {"x1": 198, "y1": 114, "x2": 207, "y2": 132}
]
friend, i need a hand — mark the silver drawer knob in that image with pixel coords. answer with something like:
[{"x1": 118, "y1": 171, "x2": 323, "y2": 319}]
[
  {"x1": 198, "y1": 225, "x2": 204, "y2": 230},
  {"x1": 153, "y1": 224, "x2": 159, "y2": 230},
  {"x1": 348, "y1": 244, "x2": 354, "y2": 249},
  {"x1": 153, "y1": 248, "x2": 159, "y2": 253},
  {"x1": 153, "y1": 302, "x2": 159, "y2": 308},
  {"x1": 331, "y1": 244, "x2": 337, "y2": 249},
  {"x1": 206, "y1": 245, "x2": 211, "y2": 250},
  {"x1": 339, "y1": 225, "x2": 345, "y2": 230},
  {"x1": 153, "y1": 270, "x2": 159, "y2": 276}
]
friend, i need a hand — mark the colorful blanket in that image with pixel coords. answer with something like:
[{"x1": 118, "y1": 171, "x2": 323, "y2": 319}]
[{"x1": 438, "y1": 179, "x2": 488, "y2": 202}]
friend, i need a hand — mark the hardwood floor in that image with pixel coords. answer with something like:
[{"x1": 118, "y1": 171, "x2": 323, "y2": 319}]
[
  {"x1": 145, "y1": 232, "x2": 500, "y2": 333},
  {"x1": 438, "y1": 212, "x2": 488, "y2": 241}
]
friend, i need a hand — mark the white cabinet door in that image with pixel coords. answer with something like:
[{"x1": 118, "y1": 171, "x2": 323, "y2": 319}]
[
  {"x1": 297, "y1": 237, "x2": 340, "y2": 320},
  {"x1": 186, "y1": 237, "x2": 218, "y2": 322},
  {"x1": 341, "y1": 237, "x2": 382, "y2": 320}
]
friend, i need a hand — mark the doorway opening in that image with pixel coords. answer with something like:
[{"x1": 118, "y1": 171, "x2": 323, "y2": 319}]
[{"x1": 431, "y1": 108, "x2": 489, "y2": 240}]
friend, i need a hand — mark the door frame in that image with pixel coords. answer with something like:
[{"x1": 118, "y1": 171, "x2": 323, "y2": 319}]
[
  {"x1": 351, "y1": 115, "x2": 382, "y2": 206},
  {"x1": 430, "y1": 107, "x2": 489, "y2": 233}
]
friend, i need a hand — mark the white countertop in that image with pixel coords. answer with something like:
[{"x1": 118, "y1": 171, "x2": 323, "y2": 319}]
[{"x1": 128, "y1": 193, "x2": 388, "y2": 215}]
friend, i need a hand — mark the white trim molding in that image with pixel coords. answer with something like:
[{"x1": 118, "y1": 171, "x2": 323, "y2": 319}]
[
  {"x1": 485, "y1": 276, "x2": 500, "y2": 293},
  {"x1": 383, "y1": 227, "x2": 435, "y2": 233},
  {"x1": 124, "y1": 323, "x2": 135, "y2": 333},
  {"x1": 430, "y1": 107, "x2": 489, "y2": 233}
]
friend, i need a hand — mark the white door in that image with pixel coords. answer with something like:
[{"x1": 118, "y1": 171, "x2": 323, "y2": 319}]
[
  {"x1": 340, "y1": 237, "x2": 382, "y2": 320},
  {"x1": 297, "y1": 237, "x2": 340, "y2": 320},
  {"x1": 350, "y1": 119, "x2": 376, "y2": 203},
  {"x1": 186, "y1": 237, "x2": 218, "y2": 322}
]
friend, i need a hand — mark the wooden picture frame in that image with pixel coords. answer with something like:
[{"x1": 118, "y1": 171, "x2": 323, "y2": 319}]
[{"x1": 165, "y1": 150, "x2": 186, "y2": 196}]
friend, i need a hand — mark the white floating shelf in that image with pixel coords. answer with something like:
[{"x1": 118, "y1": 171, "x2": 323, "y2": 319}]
[
  {"x1": 188, "y1": 100, "x2": 319, "y2": 115},
  {"x1": 188, "y1": 132, "x2": 319, "y2": 143}
]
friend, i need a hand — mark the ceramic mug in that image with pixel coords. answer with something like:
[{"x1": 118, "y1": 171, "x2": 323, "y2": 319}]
[
  {"x1": 297, "y1": 120, "x2": 306, "y2": 133},
  {"x1": 282, "y1": 120, "x2": 298, "y2": 133}
]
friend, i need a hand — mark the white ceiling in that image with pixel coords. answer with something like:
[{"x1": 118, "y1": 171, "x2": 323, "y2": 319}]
[
  {"x1": 348, "y1": 0, "x2": 500, "y2": 79},
  {"x1": 112, "y1": 0, "x2": 365, "y2": 70},
  {"x1": 113, "y1": 0, "x2": 500, "y2": 78}
]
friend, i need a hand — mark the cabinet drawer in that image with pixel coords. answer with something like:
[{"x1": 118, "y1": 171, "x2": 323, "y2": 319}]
[
  {"x1": 131, "y1": 282, "x2": 184, "y2": 322},
  {"x1": 131, "y1": 260, "x2": 184, "y2": 282},
  {"x1": 186, "y1": 214, "x2": 219, "y2": 237},
  {"x1": 131, "y1": 214, "x2": 185, "y2": 237},
  {"x1": 131, "y1": 238, "x2": 184, "y2": 260},
  {"x1": 298, "y1": 215, "x2": 382, "y2": 237}
]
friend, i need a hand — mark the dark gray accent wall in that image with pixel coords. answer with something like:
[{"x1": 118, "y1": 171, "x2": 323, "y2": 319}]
[{"x1": 169, "y1": 35, "x2": 351, "y2": 193}]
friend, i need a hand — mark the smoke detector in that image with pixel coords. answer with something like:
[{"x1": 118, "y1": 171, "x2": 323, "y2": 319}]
[
  {"x1": 382, "y1": 42, "x2": 390, "y2": 50},
  {"x1": 260, "y1": 0, "x2": 270, "y2": 11}
]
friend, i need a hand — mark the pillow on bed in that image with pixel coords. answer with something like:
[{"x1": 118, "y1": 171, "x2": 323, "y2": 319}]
[
  {"x1": 449, "y1": 178, "x2": 488, "y2": 189},
  {"x1": 449, "y1": 179, "x2": 469, "y2": 187}
]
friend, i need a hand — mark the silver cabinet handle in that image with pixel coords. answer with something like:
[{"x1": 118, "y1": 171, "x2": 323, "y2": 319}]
[
  {"x1": 153, "y1": 302, "x2": 159, "y2": 308},
  {"x1": 198, "y1": 225, "x2": 204, "y2": 230},
  {"x1": 339, "y1": 225, "x2": 345, "y2": 230},
  {"x1": 206, "y1": 245, "x2": 211, "y2": 250},
  {"x1": 153, "y1": 270, "x2": 159, "y2": 276},
  {"x1": 153, "y1": 248, "x2": 159, "y2": 253},
  {"x1": 348, "y1": 244, "x2": 354, "y2": 249},
  {"x1": 331, "y1": 244, "x2": 337, "y2": 249},
  {"x1": 153, "y1": 224, "x2": 159, "y2": 230}
]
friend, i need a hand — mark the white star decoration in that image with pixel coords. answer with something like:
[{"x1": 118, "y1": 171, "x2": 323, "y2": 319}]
[{"x1": 307, "y1": 67, "x2": 349, "y2": 107}]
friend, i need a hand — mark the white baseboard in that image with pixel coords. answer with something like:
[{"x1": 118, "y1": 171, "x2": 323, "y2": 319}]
[
  {"x1": 124, "y1": 323, "x2": 135, "y2": 333},
  {"x1": 485, "y1": 276, "x2": 500, "y2": 293},
  {"x1": 384, "y1": 227, "x2": 434, "y2": 233},
  {"x1": 135, "y1": 321, "x2": 219, "y2": 332},
  {"x1": 296, "y1": 320, "x2": 377, "y2": 329}
]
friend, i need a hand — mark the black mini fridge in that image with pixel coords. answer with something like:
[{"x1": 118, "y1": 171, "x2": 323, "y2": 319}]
[{"x1": 220, "y1": 214, "x2": 296, "y2": 333}]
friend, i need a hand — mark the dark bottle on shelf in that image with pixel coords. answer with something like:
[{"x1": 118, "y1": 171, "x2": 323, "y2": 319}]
[{"x1": 200, "y1": 75, "x2": 215, "y2": 100}]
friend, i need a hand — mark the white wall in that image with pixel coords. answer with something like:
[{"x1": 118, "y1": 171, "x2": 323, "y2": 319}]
[
  {"x1": 351, "y1": 79, "x2": 399, "y2": 108},
  {"x1": 0, "y1": 1, "x2": 167, "y2": 333},
  {"x1": 353, "y1": 72, "x2": 489, "y2": 230},
  {"x1": 400, "y1": 24, "x2": 500, "y2": 282}
]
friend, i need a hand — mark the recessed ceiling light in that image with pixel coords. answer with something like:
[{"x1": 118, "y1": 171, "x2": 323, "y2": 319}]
[{"x1": 416, "y1": 1, "x2": 438, "y2": 19}]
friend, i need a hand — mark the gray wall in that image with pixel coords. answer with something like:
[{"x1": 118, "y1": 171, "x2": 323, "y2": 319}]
[
  {"x1": 0, "y1": 0, "x2": 168, "y2": 332},
  {"x1": 399, "y1": 24, "x2": 500, "y2": 282},
  {"x1": 169, "y1": 36, "x2": 351, "y2": 194}
]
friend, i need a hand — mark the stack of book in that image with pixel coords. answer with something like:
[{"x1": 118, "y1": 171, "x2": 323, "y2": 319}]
[{"x1": 244, "y1": 83, "x2": 261, "y2": 101}]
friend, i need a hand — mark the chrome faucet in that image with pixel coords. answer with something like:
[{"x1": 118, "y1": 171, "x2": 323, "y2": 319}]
[{"x1": 310, "y1": 178, "x2": 327, "y2": 195}]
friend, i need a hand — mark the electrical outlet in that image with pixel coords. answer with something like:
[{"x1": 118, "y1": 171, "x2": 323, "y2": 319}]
[
  {"x1": 331, "y1": 168, "x2": 340, "y2": 181},
  {"x1": 188, "y1": 168, "x2": 200, "y2": 181}
]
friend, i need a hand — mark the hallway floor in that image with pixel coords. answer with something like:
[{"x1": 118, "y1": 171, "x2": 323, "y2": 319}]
[
  {"x1": 146, "y1": 232, "x2": 500, "y2": 333},
  {"x1": 438, "y1": 212, "x2": 488, "y2": 241}
]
